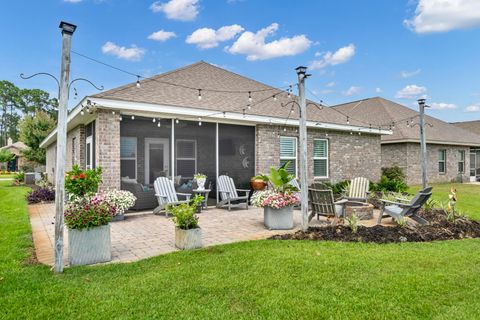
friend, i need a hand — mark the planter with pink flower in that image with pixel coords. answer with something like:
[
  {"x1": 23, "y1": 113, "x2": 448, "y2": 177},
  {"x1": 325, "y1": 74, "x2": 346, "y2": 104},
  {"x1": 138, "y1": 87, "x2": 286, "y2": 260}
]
[{"x1": 252, "y1": 162, "x2": 300, "y2": 230}]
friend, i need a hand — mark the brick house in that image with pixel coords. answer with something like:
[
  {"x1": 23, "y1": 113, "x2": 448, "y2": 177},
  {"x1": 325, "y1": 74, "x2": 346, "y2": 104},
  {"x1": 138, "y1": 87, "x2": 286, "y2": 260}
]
[
  {"x1": 451, "y1": 120, "x2": 480, "y2": 181},
  {"x1": 333, "y1": 97, "x2": 480, "y2": 184},
  {"x1": 0, "y1": 138, "x2": 30, "y2": 172},
  {"x1": 41, "y1": 62, "x2": 388, "y2": 202}
]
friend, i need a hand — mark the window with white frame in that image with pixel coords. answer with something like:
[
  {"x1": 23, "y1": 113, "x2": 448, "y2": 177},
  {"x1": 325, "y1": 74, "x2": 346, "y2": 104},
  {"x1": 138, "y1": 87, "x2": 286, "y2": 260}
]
[
  {"x1": 313, "y1": 139, "x2": 328, "y2": 178},
  {"x1": 72, "y1": 137, "x2": 76, "y2": 166},
  {"x1": 438, "y1": 149, "x2": 446, "y2": 174},
  {"x1": 280, "y1": 136, "x2": 297, "y2": 176},
  {"x1": 176, "y1": 139, "x2": 197, "y2": 179},
  {"x1": 120, "y1": 137, "x2": 137, "y2": 179},
  {"x1": 458, "y1": 150, "x2": 465, "y2": 173}
]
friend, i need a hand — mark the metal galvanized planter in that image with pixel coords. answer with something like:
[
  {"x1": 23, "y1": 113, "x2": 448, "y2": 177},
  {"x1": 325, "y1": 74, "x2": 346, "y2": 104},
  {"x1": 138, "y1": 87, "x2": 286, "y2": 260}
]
[
  {"x1": 264, "y1": 206, "x2": 294, "y2": 230},
  {"x1": 111, "y1": 213, "x2": 125, "y2": 222},
  {"x1": 68, "y1": 224, "x2": 111, "y2": 266},
  {"x1": 175, "y1": 227, "x2": 202, "y2": 250}
]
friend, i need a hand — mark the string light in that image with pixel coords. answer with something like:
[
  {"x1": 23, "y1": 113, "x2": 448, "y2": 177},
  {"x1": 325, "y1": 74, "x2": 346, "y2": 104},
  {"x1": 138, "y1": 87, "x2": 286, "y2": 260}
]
[
  {"x1": 80, "y1": 110, "x2": 84, "y2": 115},
  {"x1": 119, "y1": 115, "x2": 122, "y2": 121},
  {"x1": 248, "y1": 91, "x2": 252, "y2": 103},
  {"x1": 283, "y1": 127, "x2": 287, "y2": 132},
  {"x1": 242, "y1": 109, "x2": 246, "y2": 118},
  {"x1": 198, "y1": 89, "x2": 202, "y2": 101},
  {"x1": 198, "y1": 117, "x2": 202, "y2": 126},
  {"x1": 112, "y1": 111, "x2": 115, "y2": 115},
  {"x1": 247, "y1": 104, "x2": 251, "y2": 110},
  {"x1": 346, "y1": 116, "x2": 350, "y2": 125},
  {"x1": 74, "y1": 87, "x2": 78, "y2": 99},
  {"x1": 176, "y1": 119, "x2": 179, "y2": 124},
  {"x1": 131, "y1": 115, "x2": 135, "y2": 120},
  {"x1": 157, "y1": 121, "x2": 161, "y2": 127},
  {"x1": 136, "y1": 76, "x2": 141, "y2": 88},
  {"x1": 153, "y1": 118, "x2": 156, "y2": 123},
  {"x1": 273, "y1": 94, "x2": 277, "y2": 101}
]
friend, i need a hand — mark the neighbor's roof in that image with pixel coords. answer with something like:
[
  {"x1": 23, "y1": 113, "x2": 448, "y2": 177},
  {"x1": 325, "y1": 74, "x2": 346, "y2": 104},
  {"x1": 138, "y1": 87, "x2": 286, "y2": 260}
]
[
  {"x1": 451, "y1": 120, "x2": 480, "y2": 136},
  {"x1": 92, "y1": 61, "x2": 369, "y2": 128},
  {"x1": 0, "y1": 141, "x2": 27, "y2": 151},
  {"x1": 332, "y1": 97, "x2": 480, "y2": 146}
]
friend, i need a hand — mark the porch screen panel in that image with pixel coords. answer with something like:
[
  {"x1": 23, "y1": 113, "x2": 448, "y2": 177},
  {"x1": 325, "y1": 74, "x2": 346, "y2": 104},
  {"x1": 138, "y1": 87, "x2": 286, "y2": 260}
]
[
  {"x1": 120, "y1": 137, "x2": 137, "y2": 179},
  {"x1": 174, "y1": 121, "x2": 216, "y2": 192},
  {"x1": 219, "y1": 124, "x2": 255, "y2": 190}
]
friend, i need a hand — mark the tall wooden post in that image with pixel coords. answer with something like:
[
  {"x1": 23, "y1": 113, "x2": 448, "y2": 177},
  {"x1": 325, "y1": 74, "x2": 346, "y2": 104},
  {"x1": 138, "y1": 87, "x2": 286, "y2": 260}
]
[
  {"x1": 418, "y1": 98, "x2": 428, "y2": 190},
  {"x1": 54, "y1": 21, "x2": 76, "y2": 273},
  {"x1": 296, "y1": 66, "x2": 309, "y2": 231}
]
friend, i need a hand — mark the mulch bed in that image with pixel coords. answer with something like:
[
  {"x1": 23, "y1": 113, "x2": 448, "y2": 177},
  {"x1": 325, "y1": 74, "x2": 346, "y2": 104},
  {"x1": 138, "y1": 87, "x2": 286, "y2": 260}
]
[{"x1": 269, "y1": 209, "x2": 480, "y2": 243}]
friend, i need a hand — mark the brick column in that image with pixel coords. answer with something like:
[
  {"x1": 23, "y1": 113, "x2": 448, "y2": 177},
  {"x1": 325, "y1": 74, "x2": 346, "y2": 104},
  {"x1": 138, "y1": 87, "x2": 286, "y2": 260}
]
[{"x1": 95, "y1": 110, "x2": 120, "y2": 190}]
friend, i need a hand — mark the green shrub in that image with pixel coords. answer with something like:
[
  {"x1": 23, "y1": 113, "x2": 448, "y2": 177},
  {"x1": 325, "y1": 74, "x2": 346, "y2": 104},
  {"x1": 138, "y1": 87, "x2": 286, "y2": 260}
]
[
  {"x1": 371, "y1": 166, "x2": 408, "y2": 193},
  {"x1": 166, "y1": 195, "x2": 204, "y2": 230},
  {"x1": 381, "y1": 166, "x2": 406, "y2": 182}
]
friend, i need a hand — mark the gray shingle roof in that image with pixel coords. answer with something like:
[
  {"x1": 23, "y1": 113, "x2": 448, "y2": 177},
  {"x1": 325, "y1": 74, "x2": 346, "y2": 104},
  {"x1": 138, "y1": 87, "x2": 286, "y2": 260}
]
[
  {"x1": 332, "y1": 97, "x2": 480, "y2": 146},
  {"x1": 92, "y1": 61, "x2": 363, "y2": 127},
  {"x1": 451, "y1": 120, "x2": 480, "y2": 136}
]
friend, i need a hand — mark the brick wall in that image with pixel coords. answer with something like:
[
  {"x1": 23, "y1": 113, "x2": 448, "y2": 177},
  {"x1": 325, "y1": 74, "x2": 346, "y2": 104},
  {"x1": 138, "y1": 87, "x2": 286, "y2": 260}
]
[
  {"x1": 95, "y1": 110, "x2": 120, "y2": 190},
  {"x1": 256, "y1": 125, "x2": 382, "y2": 184},
  {"x1": 381, "y1": 142, "x2": 470, "y2": 185},
  {"x1": 65, "y1": 125, "x2": 86, "y2": 171}
]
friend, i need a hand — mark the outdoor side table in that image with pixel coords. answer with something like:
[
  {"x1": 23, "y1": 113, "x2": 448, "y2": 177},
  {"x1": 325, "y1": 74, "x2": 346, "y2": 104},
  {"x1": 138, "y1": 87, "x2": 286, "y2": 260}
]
[{"x1": 192, "y1": 189, "x2": 211, "y2": 211}]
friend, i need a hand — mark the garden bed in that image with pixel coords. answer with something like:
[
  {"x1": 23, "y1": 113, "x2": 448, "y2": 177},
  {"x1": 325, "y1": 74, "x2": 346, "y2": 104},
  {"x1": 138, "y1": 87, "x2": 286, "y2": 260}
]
[{"x1": 270, "y1": 209, "x2": 480, "y2": 243}]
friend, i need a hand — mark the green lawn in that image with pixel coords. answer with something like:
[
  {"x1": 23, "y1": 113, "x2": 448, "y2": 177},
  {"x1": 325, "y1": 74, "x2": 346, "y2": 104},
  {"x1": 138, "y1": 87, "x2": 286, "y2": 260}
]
[
  {"x1": 0, "y1": 174, "x2": 14, "y2": 179},
  {"x1": 409, "y1": 183, "x2": 480, "y2": 220},
  {"x1": 1, "y1": 180, "x2": 480, "y2": 319}
]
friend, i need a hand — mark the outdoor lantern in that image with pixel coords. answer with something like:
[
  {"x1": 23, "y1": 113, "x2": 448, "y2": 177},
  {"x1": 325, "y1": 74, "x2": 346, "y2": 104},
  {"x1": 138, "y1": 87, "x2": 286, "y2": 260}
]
[
  {"x1": 295, "y1": 66, "x2": 307, "y2": 75},
  {"x1": 59, "y1": 21, "x2": 77, "y2": 35}
]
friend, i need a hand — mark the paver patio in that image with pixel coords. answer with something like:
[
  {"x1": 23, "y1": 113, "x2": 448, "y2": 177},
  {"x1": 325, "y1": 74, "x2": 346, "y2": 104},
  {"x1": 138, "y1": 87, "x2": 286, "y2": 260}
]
[{"x1": 29, "y1": 203, "x2": 394, "y2": 266}]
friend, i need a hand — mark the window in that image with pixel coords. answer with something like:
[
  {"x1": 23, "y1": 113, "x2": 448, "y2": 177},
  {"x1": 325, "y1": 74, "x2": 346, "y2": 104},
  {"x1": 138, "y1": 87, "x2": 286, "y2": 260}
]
[
  {"x1": 86, "y1": 136, "x2": 93, "y2": 170},
  {"x1": 313, "y1": 139, "x2": 328, "y2": 178},
  {"x1": 176, "y1": 139, "x2": 196, "y2": 178},
  {"x1": 120, "y1": 137, "x2": 137, "y2": 179},
  {"x1": 458, "y1": 150, "x2": 465, "y2": 173},
  {"x1": 72, "y1": 137, "x2": 76, "y2": 166},
  {"x1": 280, "y1": 136, "x2": 297, "y2": 176},
  {"x1": 438, "y1": 149, "x2": 446, "y2": 174}
]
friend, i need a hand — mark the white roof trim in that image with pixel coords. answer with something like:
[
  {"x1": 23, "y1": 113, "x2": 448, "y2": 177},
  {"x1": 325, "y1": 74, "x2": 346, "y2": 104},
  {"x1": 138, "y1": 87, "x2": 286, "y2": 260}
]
[
  {"x1": 40, "y1": 97, "x2": 392, "y2": 148},
  {"x1": 382, "y1": 138, "x2": 480, "y2": 147}
]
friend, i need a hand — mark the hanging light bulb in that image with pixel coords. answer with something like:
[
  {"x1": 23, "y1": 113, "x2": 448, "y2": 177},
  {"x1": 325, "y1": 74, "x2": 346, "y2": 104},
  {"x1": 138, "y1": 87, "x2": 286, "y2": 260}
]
[
  {"x1": 290, "y1": 108, "x2": 294, "y2": 114},
  {"x1": 74, "y1": 88, "x2": 78, "y2": 99},
  {"x1": 80, "y1": 110, "x2": 85, "y2": 115},
  {"x1": 358, "y1": 131, "x2": 361, "y2": 135},
  {"x1": 325, "y1": 133, "x2": 329, "y2": 137},
  {"x1": 198, "y1": 117, "x2": 202, "y2": 126},
  {"x1": 136, "y1": 76, "x2": 141, "y2": 88},
  {"x1": 112, "y1": 111, "x2": 115, "y2": 115},
  {"x1": 131, "y1": 115, "x2": 135, "y2": 120},
  {"x1": 247, "y1": 104, "x2": 251, "y2": 110},
  {"x1": 175, "y1": 119, "x2": 179, "y2": 124},
  {"x1": 119, "y1": 115, "x2": 123, "y2": 121},
  {"x1": 273, "y1": 94, "x2": 277, "y2": 101},
  {"x1": 153, "y1": 118, "x2": 156, "y2": 123},
  {"x1": 248, "y1": 91, "x2": 252, "y2": 103},
  {"x1": 346, "y1": 116, "x2": 350, "y2": 125},
  {"x1": 157, "y1": 121, "x2": 161, "y2": 127},
  {"x1": 287, "y1": 91, "x2": 291, "y2": 98},
  {"x1": 350, "y1": 130, "x2": 353, "y2": 135},
  {"x1": 283, "y1": 127, "x2": 287, "y2": 132},
  {"x1": 198, "y1": 89, "x2": 202, "y2": 101}
]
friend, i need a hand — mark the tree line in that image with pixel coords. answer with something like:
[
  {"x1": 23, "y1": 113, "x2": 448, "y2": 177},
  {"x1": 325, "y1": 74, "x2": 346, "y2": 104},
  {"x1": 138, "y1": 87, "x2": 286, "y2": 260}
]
[{"x1": 0, "y1": 81, "x2": 57, "y2": 165}]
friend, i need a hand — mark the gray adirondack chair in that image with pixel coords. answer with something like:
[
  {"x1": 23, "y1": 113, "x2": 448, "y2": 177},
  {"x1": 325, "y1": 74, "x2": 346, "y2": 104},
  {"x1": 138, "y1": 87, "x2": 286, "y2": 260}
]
[
  {"x1": 308, "y1": 188, "x2": 348, "y2": 225},
  {"x1": 153, "y1": 177, "x2": 191, "y2": 215},
  {"x1": 347, "y1": 177, "x2": 370, "y2": 202},
  {"x1": 216, "y1": 175, "x2": 249, "y2": 210},
  {"x1": 376, "y1": 187, "x2": 432, "y2": 225}
]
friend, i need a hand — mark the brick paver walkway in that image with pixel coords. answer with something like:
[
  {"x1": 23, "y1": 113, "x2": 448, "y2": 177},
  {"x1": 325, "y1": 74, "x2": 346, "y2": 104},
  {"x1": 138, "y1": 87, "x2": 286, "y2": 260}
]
[{"x1": 28, "y1": 203, "x2": 392, "y2": 266}]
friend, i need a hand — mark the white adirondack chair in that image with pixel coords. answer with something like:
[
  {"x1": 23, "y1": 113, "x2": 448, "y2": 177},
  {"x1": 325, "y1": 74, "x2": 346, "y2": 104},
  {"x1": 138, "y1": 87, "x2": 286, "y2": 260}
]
[
  {"x1": 347, "y1": 177, "x2": 370, "y2": 202},
  {"x1": 153, "y1": 177, "x2": 191, "y2": 215},
  {"x1": 216, "y1": 175, "x2": 249, "y2": 210}
]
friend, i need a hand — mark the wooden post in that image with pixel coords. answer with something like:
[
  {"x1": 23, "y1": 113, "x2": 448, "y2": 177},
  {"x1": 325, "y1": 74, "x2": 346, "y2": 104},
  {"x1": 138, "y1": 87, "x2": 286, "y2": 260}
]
[
  {"x1": 296, "y1": 66, "x2": 309, "y2": 231},
  {"x1": 54, "y1": 21, "x2": 76, "y2": 273},
  {"x1": 418, "y1": 98, "x2": 428, "y2": 190}
]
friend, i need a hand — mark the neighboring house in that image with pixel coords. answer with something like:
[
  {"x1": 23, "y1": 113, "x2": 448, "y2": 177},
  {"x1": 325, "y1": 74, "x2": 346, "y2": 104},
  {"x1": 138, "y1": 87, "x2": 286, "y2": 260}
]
[
  {"x1": 333, "y1": 97, "x2": 480, "y2": 184},
  {"x1": 0, "y1": 138, "x2": 28, "y2": 172},
  {"x1": 451, "y1": 120, "x2": 480, "y2": 181},
  {"x1": 40, "y1": 62, "x2": 389, "y2": 199}
]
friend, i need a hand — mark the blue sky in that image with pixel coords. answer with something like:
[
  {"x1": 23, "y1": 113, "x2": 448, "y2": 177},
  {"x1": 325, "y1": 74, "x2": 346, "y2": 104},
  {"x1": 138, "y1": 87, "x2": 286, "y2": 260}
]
[{"x1": 2, "y1": 0, "x2": 480, "y2": 122}]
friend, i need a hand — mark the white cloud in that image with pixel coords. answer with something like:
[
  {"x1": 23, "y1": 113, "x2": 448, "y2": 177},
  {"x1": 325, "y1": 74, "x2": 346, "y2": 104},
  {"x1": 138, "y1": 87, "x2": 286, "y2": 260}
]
[
  {"x1": 342, "y1": 86, "x2": 361, "y2": 96},
  {"x1": 465, "y1": 104, "x2": 480, "y2": 112},
  {"x1": 375, "y1": 87, "x2": 383, "y2": 93},
  {"x1": 101, "y1": 42, "x2": 146, "y2": 61},
  {"x1": 430, "y1": 102, "x2": 458, "y2": 109},
  {"x1": 150, "y1": 0, "x2": 199, "y2": 21},
  {"x1": 395, "y1": 84, "x2": 427, "y2": 99},
  {"x1": 401, "y1": 68, "x2": 421, "y2": 78},
  {"x1": 226, "y1": 23, "x2": 311, "y2": 61},
  {"x1": 405, "y1": 0, "x2": 480, "y2": 33},
  {"x1": 186, "y1": 25, "x2": 244, "y2": 49},
  {"x1": 309, "y1": 44, "x2": 356, "y2": 70},
  {"x1": 148, "y1": 30, "x2": 177, "y2": 42},
  {"x1": 325, "y1": 81, "x2": 336, "y2": 87}
]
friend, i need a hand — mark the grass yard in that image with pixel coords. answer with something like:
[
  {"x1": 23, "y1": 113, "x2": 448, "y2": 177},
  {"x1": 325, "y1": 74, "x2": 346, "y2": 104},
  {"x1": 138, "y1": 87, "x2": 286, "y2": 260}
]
[
  {"x1": 409, "y1": 183, "x2": 480, "y2": 221},
  {"x1": 0, "y1": 174, "x2": 14, "y2": 179},
  {"x1": 1, "y1": 180, "x2": 480, "y2": 319}
]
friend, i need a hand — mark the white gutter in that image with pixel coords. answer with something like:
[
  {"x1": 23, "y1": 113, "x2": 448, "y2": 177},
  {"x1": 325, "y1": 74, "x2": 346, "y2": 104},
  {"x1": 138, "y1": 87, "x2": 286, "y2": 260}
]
[
  {"x1": 382, "y1": 138, "x2": 480, "y2": 147},
  {"x1": 40, "y1": 96, "x2": 392, "y2": 148}
]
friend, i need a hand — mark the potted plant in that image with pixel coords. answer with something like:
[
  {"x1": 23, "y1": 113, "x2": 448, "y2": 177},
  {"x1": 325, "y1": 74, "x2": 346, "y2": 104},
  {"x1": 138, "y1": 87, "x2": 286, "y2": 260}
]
[
  {"x1": 65, "y1": 164, "x2": 103, "y2": 201},
  {"x1": 103, "y1": 189, "x2": 137, "y2": 221},
  {"x1": 194, "y1": 173, "x2": 207, "y2": 190},
  {"x1": 64, "y1": 194, "x2": 116, "y2": 265},
  {"x1": 166, "y1": 195, "x2": 204, "y2": 250},
  {"x1": 250, "y1": 177, "x2": 267, "y2": 191},
  {"x1": 252, "y1": 162, "x2": 300, "y2": 230}
]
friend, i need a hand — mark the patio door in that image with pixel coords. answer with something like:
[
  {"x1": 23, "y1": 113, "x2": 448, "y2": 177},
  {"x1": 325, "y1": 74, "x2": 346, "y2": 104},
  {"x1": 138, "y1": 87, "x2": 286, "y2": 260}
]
[{"x1": 145, "y1": 138, "x2": 169, "y2": 185}]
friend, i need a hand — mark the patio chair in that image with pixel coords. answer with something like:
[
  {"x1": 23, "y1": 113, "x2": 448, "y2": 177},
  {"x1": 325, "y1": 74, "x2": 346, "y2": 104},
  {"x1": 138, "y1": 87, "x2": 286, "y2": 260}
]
[
  {"x1": 153, "y1": 177, "x2": 192, "y2": 215},
  {"x1": 346, "y1": 177, "x2": 370, "y2": 202},
  {"x1": 376, "y1": 187, "x2": 432, "y2": 225},
  {"x1": 216, "y1": 175, "x2": 249, "y2": 210},
  {"x1": 308, "y1": 188, "x2": 348, "y2": 225}
]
